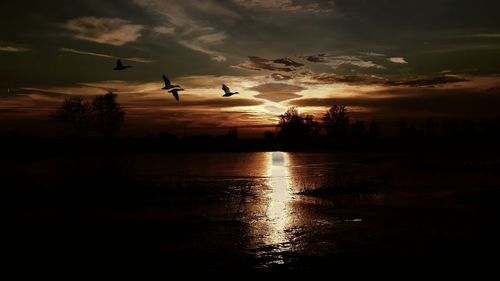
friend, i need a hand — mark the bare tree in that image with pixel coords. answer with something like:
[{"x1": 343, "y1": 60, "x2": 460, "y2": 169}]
[
  {"x1": 323, "y1": 105, "x2": 350, "y2": 139},
  {"x1": 91, "y1": 92, "x2": 125, "y2": 137},
  {"x1": 51, "y1": 97, "x2": 92, "y2": 136},
  {"x1": 52, "y1": 92, "x2": 125, "y2": 137}
]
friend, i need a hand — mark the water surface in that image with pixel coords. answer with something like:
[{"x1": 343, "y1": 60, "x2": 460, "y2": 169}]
[{"x1": 5, "y1": 151, "x2": 500, "y2": 269}]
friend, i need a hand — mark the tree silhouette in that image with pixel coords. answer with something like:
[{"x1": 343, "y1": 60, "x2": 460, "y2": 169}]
[
  {"x1": 52, "y1": 92, "x2": 125, "y2": 137},
  {"x1": 51, "y1": 96, "x2": 92, "y2": 136},
  {"x1": 323, "y1": 105, "x2": 350, "y2": 139},
  {"x1": 277, "y1": 107, "x2": 320, "y2": 141},
  {"x1": 91, "y1": 92, "x2": 125, "y2": 137}
]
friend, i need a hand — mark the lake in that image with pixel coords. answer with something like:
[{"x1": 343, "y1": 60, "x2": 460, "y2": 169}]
[{"x1": 4, "y1": 151, "x2": 500, "y2": 270}]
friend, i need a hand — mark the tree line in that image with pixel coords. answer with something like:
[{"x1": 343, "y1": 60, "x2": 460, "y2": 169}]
[
  {"x1": 267, "y1": 105, "x2": 500, "y2": 150},
  {"x1": 272, "y1": 106, "x2": 380, "y2": 142},
  {"x1": 50, "y1": 93, "x2": 500, "y2": 149}
]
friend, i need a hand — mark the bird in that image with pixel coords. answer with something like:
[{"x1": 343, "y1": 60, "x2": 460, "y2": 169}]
[
  {"x1": 168, "y1": 88, "x2": 184, "y2": 102},
  {"x1": 222, "y1": 84, "x2": 239, "y2": 97},
  {"x1": 162, "y1": 75, "x2": 180, "y2": 90},
  {"x1": 114, "y1": 59, "x2": 132, "y2": 71}
]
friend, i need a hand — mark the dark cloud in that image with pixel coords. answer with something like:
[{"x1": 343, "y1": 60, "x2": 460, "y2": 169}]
[
  {"x1": 303, "y1": 53, "x2": 385, "y2": 69},
  {"x1": 384, "y1": 76, "x2": 469, "y2": 87},
  {"x1": 304, "y1": 73, "x2": 469, "y2": 87},
  {"x1": 58, "y1": 48, "x2": 152, "y2": 63},
  {"x1": 290, "y1": 86, "x2": 500, "y2": 119},
  {"x1": 305, "y1": 53, "x2": 328, "y2": 63},
  {"x1": 306, "y1": 73, "x2": 385, "y2": 85},
  {"x1": 302, "y1": 52, "x2": 408, "y2": 70},
  {"x1": 177, "y1": 98, "x2": 264, "y2": 107},
  {"x1": 250, "y1": 83, "x2": 305, "y2": 102},
  {"x1": 0, "y1": 108, "x2": 23, "y2": 114},
  {"x1": 64, "y1": 17, "x2": 144, "y2": 46},
  {"x1": 273, "y1": 57, "x2": 304, "y2": 67},
  {"x1": 232, "y1": 0, "x2": 334, "y2": 14},
  {"x1": 236, "y1": 56, "x2": 304, "y2": 72}
]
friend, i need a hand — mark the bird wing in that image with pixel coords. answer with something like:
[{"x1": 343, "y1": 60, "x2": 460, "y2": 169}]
[
  {"x1": 163, "y1": 75, "x2": 171, "y2": 87},
  {"x1": 222, "y1": 84, "x2": 230, "y2": 94},
  {"x1": 117, "y1": 59, "x2": 123, "y2": 68},
  {"x1": 170, "y1": 90, "x2": 179, "y2": 101}
]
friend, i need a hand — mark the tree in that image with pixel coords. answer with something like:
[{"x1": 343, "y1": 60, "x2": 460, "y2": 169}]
[
  {"x1": 51, "y1": 92, "x2": 125, "y2": 137},
  {"x1": 91, "y1": 92, "x2": 125, "y2": 137},
  {"x1": 51, "y1": 96, "x2": 92, "y2": 136},
  {"x1": 277, "y1": 107, "x2": 320, "y2": 140},
  {"x1": 322, "y1": 105, "x2": 350, "y2": 139}
]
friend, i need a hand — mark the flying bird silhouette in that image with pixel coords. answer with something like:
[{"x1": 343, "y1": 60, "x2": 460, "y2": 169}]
[
  {"x1": 169, "y1": 88, "x2": 184, "y2": 102},
  {"x1": 162, "y1": 75, "x2": 180, "y2": 90},
  {"x1": 222, "y1": 84, "x2": 239, "y2": 97},
  {"x1": 113, "y1": 59, "x2": 132, "y2": 71}
]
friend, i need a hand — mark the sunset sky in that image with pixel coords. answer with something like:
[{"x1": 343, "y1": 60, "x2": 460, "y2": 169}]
[{"x1": 1, "y1": 0, "x2": 500, "y2": 136}]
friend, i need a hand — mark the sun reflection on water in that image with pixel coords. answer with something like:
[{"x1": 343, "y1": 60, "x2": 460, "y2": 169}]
[{"x1": 266, "y1": 151, "x2": 293, "y2": 247}]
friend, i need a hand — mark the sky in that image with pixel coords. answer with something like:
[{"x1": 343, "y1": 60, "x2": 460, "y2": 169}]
[{"x1": 1, "y1": 0, "x2": 500, "y2": 136}]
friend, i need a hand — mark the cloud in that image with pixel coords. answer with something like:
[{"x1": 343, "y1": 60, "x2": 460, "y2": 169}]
[
  {"x1": 152, "y1": 26, "x2": 175, "y2": 34},
  {"x1": 235, "y1": 56, "x2": 303, "y2": 72},
  {"x1": 0, "y1": 46, "x2": 29, "y2": 52},
  {"x1": 466, "y1": 33, "x2": 500, "y2": 38},
  {"x1": 58, "y1": 48, "x2": 153, "y2": 63},
  {"x1": 290, "y1": 85, "x2": 500, "y2": 120},
  {"x1": 273, "y1": 57, "x2": 304, "y2": 67},
  {"x1": 360, "y1": 52, "x2": 386, "y2": 57},
  {"x1": 249, "y1": 83, "x2": 305, "y2": 102},
  {"x1": 304, "y1": 54, "x2": 385, "y2": 69},
  {"x1": 191, "y1": 1, "x2": 241, "y2": 19},
  {"x1": 178, "y1": 40, "x2": 226, "y2": 62},
  {"x1": 173, "y1": 74, "x2": 268, "y2": 90},
  {"x1": 21, "y1": 86, "x2": 108, "y2": 97},
  {"x1": 384, "y1": 75, "x2": 468, "y2": 87},
  {"x1": 179, "y1": 31, "x2": 227, "y2": 61},
  {"x1": 290, "y1": 69, "x2": 468, "y2": 87},
  {"x1": 232, "y1": 0, "x2": 333, "y2": 13},
  {"x1": 64, "y1": 17, "x2": 144, "y2": 46},
  {"x1": 133, "y1": 0, "x2": 228, "y2": 62},
  {"x1": 271, "y1": 73, "x2": 293, "y2": 81},
  {"x1": 174, "y1": 98, "x2": 264, "y2": 107},
  {"x1": 303, "y1": 73, "x2": 386, "y2": 85},
  {"x1": 78, "y1": 80, "x2": 162, "y2": 94},
  {"x1": 388, "y1": 57, "x2": 408, "y2": 64}
]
